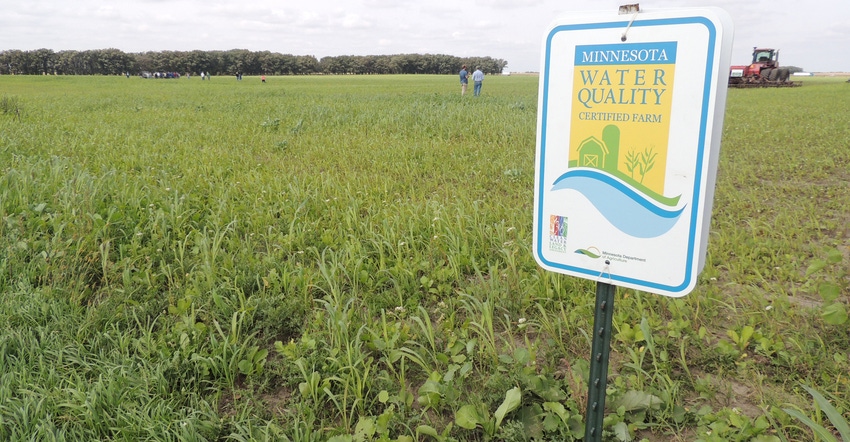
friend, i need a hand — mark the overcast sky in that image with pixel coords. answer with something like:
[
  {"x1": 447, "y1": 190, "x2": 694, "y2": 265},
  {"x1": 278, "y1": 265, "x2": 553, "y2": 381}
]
[{"x1": 2, "y1": 0, "x2": 848, "y2": 73}]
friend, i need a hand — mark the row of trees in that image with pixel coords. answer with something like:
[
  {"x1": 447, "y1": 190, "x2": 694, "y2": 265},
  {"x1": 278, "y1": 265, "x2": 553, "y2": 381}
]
[
  {"x1": 0, "y1": 48, "x2": 508, "y2": 76},
  {"x1": 315, "y1": 54, "x2": 506, "y2": 75}
]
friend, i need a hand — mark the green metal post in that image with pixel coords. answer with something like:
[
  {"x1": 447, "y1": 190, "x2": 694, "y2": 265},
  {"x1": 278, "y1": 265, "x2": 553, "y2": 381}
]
[{"x1": 584, "y1": 280, "x2": 616, "y2": 441}]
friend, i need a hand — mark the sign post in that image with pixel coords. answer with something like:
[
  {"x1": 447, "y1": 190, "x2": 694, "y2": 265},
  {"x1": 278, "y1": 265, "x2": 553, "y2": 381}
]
[
  {"x1": 585, "y1": 280, "x2": 616, "y2": 440},
  {"x1": 533, "y1": 5, "x2": 733, "y2": 440}
]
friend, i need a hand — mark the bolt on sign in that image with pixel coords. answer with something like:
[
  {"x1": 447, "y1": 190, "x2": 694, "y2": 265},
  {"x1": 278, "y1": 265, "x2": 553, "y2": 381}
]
[{"x1": 533, "y1": 7, "x2": 734, "y2": 297}]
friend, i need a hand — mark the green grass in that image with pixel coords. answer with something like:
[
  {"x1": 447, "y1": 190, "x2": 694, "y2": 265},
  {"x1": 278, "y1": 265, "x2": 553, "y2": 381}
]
[{"x1": 1, "y1": 74, "x2": 848, "y2": 441}]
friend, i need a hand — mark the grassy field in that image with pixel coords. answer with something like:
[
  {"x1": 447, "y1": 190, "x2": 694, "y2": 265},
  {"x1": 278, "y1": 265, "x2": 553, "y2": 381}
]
[{"x1": 1, "y1": 74, "x2": 848, "y2": 441}]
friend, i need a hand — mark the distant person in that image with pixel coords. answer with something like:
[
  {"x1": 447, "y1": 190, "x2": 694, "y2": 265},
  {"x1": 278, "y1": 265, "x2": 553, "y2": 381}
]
[
  {"x1": 472, "y1": 67, "x2": 484, "y2": 96},
  {"x1": 201, "y1": 72, "x2": 205, "y2": 80},
  {"x1": 261, "y1": 75, "x2": 266, "y2": 83},
  {"x1": 459, "y1": 65, "x2": 469, "y2": 96}
]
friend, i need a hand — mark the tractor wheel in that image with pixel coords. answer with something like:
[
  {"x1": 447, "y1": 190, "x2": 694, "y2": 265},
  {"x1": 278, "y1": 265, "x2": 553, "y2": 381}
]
[
  {"x1": 768, "y1": 68, "x2": 780, "y2": 81},
  {"x1": 760, "y1": 68, "x2": 773, "y2": 81},
  {"x1": 778, "y1": 68, "x2": 790, "y2": 82}
]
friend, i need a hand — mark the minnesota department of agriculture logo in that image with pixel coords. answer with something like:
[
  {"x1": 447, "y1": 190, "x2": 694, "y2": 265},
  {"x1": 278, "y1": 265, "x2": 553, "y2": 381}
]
[{"x1": 575, "y1": 246, "x2": 601, "y2": 259}]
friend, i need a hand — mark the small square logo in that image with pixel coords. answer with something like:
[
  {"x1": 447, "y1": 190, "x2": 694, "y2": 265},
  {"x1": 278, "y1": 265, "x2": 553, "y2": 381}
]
[{"x1": 549, "y1": 215, "x2": 567, "y2": 238}]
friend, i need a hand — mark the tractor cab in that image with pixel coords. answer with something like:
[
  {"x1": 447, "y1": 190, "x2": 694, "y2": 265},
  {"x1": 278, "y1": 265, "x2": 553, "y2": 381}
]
[
  {"x1": 750, "y1": 48, "x2": 779, "y2": 71},
  {"x1": 752, "y1": 49, "x2": 776, "y2": 64}
]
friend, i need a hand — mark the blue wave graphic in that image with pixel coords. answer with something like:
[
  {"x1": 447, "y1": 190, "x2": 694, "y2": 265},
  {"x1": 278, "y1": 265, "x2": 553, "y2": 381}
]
[{"x1": 551, "y1": 169, "x2": 685, "y2": 238}]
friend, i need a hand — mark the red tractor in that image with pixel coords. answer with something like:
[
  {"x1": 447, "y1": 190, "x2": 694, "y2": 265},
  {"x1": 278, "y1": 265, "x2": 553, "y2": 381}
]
[{"x1": 728, "y1": 47, "x2": 800, "y2": 88}]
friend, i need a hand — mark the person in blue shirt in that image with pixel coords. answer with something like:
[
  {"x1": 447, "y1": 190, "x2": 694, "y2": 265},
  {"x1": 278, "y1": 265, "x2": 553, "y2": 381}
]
[
  {"x1": 472, "y1": 67, "x2": 484, "y2": 96},
  {"x1": 459, "y1": 65, "x2": 469, "y2": 96}
]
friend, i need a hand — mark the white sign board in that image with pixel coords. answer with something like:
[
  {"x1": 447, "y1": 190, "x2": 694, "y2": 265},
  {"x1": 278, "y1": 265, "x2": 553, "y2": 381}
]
[{"x1": 533, "y1": 7, "x2": 733, "y2": 297}]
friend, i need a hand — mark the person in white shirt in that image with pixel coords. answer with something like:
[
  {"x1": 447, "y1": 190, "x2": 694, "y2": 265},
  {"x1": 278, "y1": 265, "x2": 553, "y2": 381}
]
[{"x1": 472, "y1": 67, "x2": 484, "y2": 96}]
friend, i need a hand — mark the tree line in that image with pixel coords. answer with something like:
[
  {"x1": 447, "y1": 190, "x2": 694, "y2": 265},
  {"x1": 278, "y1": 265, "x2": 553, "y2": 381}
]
[{"x1": 0, "y1": 48, "x2": 508, "y2": 76}]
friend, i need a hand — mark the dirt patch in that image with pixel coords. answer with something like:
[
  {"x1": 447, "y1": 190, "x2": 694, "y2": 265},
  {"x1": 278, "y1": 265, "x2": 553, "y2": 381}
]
[
  {"x1": 260, "y1": 384, "x2": 295, "y2": 415},
  {"x1": 786, "y1": 293, "x2": 823, "y2": 310},
  {"x1": 636, "y1": 427, "x2": 700, "y2": 442}
]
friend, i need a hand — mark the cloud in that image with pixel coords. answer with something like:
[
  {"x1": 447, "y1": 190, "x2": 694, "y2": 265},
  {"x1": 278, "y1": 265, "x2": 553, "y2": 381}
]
[
  {"x1": 339, "y1": 14, "x2": 373, "y2": 29},
  {"x1": 474, "y1": 0, "x2": 544, "y2": 8},
  {"x1": 295, "y1": 11, "x2": 326, "y2": 29},
  {"x1": 94, "y1": 6, "x2": 120, "y2": 19},
  {"x1": 362, "y1": 0, "x2": 415, "y2": 8},
  {"x1": 470, "y1": 20, "x2": 501, "y2": 30}
]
